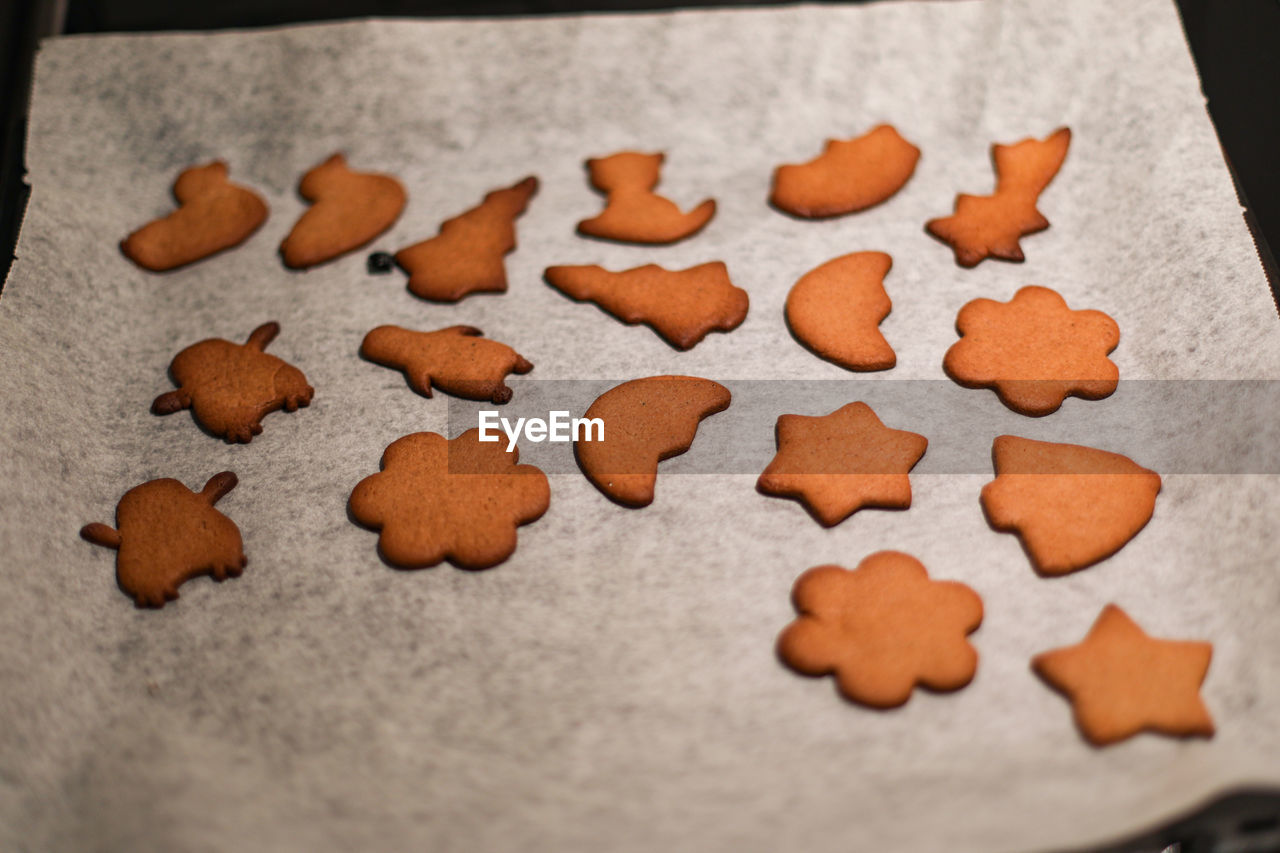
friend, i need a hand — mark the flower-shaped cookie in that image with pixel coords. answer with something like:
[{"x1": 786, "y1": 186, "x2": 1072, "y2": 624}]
[{"x1": 943, "y1": 285, "x2": 1119, "y2": 416}]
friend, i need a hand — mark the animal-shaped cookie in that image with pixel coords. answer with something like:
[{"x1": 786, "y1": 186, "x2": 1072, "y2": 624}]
[
  {"x1": 361, "y1": 325, "x2": 533, "y2": 404},
  {"x1": 770, "y1": 125, "x2": 920, "y2": 218},
  {"x1": 349, "y1": 430, "x2": 550, "y2": 569},
  {"x1": 80, "y1": 472, "x2": 246, "y2": 608},
  {"x1": 1033, "y1": 605, "x2": 1214, "y2": 746},
  {"x1": 981, "y1": 435, "x2": 1161, "y2": 575},
  {"x1": 121, "y1": 161, "x2": 268, "y2": 271},
  {"x1": 785, "y1": 251, "x2": 896, "y2": 371},
  {"x1": 777, "y1": 552, "x2": 983, "y2": 708},
  {"x1": 153, "y1": 321, "x2": 314, "y2": 443},
  {"x1": 394, "y1": 176, "x2": 538, "y2": 302},
  {"x1": 757, "y1": 402, "x2": 927, "y2": 526},
  {"x1": 943, "y1": 285, "x2": 1119, "y2": 416},
  {"x1": 927, "y1": 127, "x2": 1071, "y2": 267},
  {"x1": 544, "y1": 262, "x2": 749, "y2": 350},
  {"x1": 577, "y1": 152, "x2": 715, "y2": 244},
  {"x1": 575, "y1": 376, "x2": 730, "y2": 507},
  {"x1": 280, "y1": 153, "x2": 406, "y2": 269}
]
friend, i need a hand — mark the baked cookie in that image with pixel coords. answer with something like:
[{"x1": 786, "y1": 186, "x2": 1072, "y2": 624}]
[
  {"x1": 577, "y1": 151, "x2": 715, "y2": 244},
  {"x1": 575, "y1": 376, "x2": 730, "y2": 507},
  {"x1": 361, "y1": 325, "x2": 533, "y2": 404},
  {"x1": 757, "y1": 402, "x2": 927, "y2": 526},
  {"x1": 1032, "y1": 604, "x2": 1214, "y2": 746},
  {"x1": 981, "y1": 435, "x2": 1161, "y2": 575},
  {"x1": 943, "y1": 285, "x2": 1119, "y2": 416},
  {"x1": 770, "y1": 125, "x2": 920, "y2": 218},
  {"x1": 349, "y1": 429, "x2": 550, "y2": 569},
  {"x1": 121, "y1": 161, "x2": 267, "y2": 272},
  {"x1": 80, "y1": 472, "x2": 246, "y2": 608},
  {"x1": 785, "y1": 251, "x2": 896, "y2": 371},
  {"x1": 153, "y1": 321, "x2": 314, "y2": 443},
  {"x1": 544, "y1": 262, "x2": 749, "y2": 350},
  {"x1": 777, "y1": 552, "x2": 983, "y2": 708},
  {"x1": 395, "y1": 176, "x2": 538, "y2": 301},
  {"x1": 280, "y1": 153, "x2": 406, "y2": 269},
  {"x1": 926, "y1": 127, "x2": 1071, "y2": 267}
]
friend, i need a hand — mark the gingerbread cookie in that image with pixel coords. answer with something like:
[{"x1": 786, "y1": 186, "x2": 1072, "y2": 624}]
[
  {"x1": 757, "y1": 402, "x2": 927, "y2": 526},
  {"x1": 121, "y1": 161, "x2": 268, "y2": 272},
  {"x1": 785, "y1": 251, "x2": 896, "y2": 371},
  {"x1": 153, "y1": 321, "x2": 314, "y2": 443},
  {"x1": 777, "y1": 552, "x2": 983, "y2": 708},
  {"x1": 1032, "y1": 605, "x2": 1214, "y2": 746},
  {"x1": 349, "y1": 429, "x2": 550, "y2": 569},
  {"x1": 395, "y1": 176, "x2": 538, "y2": 302},
  {"x1": 361, "y1": 325, "x2": 533, "y2": 404},
  {"x1": 81, "y1": 472, "x2": 246, "y2": 608},
  {"x1": 280, "y1": 153, "x2": 406, "y2": 269},
  {"x1": 544, "y1": 262, "x2": 749, "y2": 350},
  {"x1": 770, "y1": 125, "x2": 920, "y2": 218},
  {"x1": 943, "y1": 285, "x2": 1119, "y2": 416},
  {"x1": 981, "y1": 435, "x2": 1161, "y2": 575},
  {"x1": 575, "y1": 376, "x2": 730, "y2": 507},
  {"x1": 577, "y1": 151, "x2": 715, "y2": 244},
  {"x1": 927, "y1": 127, "x2": 1071, "y2": 267}
]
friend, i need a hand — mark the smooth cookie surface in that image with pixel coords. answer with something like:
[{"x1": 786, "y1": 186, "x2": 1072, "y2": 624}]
[
  {"x1": 280, "y1": 153, "x2": 406, "y2": 269},
  {"x1": 361, "y1": 325, "x2": 532, "y2": 404},
  {"x1": 577, "y1": 151, "x2": 715, "y2": 244},
  {"x1": 785, "y1": 251, "x2": 896, "y2": 371},
  {"x1": 770, "y1": 125, "x2": 920, "y2": 218}
]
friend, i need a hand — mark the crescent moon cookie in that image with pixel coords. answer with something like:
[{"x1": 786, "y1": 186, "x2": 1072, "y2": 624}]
[
  {"x1": 770, "y1": 125, "x2": 920, "y2": 218},
  {"x1": 280, "y1": 153, "x2": 406, "y2": 269},
  {"x1": 943, "y1": 285, "x2": 1119, "y2": 416},
  {"x1": 121, "y1": 161, "x2": 268, "y2": 271},
  {"x1": 360, "y1": 325, "x2": 533, "y2": 404},
  {"x1": 785, "y1": 251, "x2": 896, "y2": 371},
  {"x1": 927, "y1": 127, "x2": 1071, "y2": 267},
  {"x1": 777, "y1": 552, "x2": 983, "y2": 709},
  {"x1": 80, "y1": 472, "x2": 246, "y2": 608},
  {"x1": 577, "y1": 151, "x2": 715, "y2": 244}
]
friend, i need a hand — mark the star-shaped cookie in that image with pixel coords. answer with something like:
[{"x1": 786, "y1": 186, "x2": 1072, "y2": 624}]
[
  {"x1": 757, "y1": 402, "x2": 927, "y2": 526},
  {"x1": 1033, "y1": 605, "x2": 1214, "y2": 746}
]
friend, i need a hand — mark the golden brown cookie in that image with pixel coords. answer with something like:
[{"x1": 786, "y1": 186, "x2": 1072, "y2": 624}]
[
  {"x1": 349, "y1": 429, "x2": 550, "y2": 569},
  {"x1": 543, "y1": 262, "x2": 749, "y2": 350},
  {"x1": 770, "y1": 125, "x2": 920, "y2": 218},
  {"x1": 280, "y1": 153, "x2": 406, "y2": 269},
  {"x1": 80, "y1": 472, "x2": 246, "y2": 608},
  {"x1": 577, "y1": 151, "x2": 715, "y2": 244},
  {"x1": 1032, "y1": 604, "x2": 1214, "y2": 746},
  {"x1": 777, "y1": 552, "x2": 983, "y2": 708},
  {"x1": 926, "y1": 127, "x2": 1071, "y2": 267},
  {"x1": 394, "y1": 176, "x2": 538, "y2": 302},
  {"x1": 757, "y1": 402, "x2": 927, "y2": 526},
  {"x1": 360, "y1": 325, "x2": 533, "y2": 404},
  {"x1": 575, "y1": 376, "x2": 730, "y2": 507},
  {"x1": 785, "y1": 251, "x2": 896, "y2": 371},
  {"x1": 152, "y1": 321, "x2": 314, "y2": 443},
  {"x1": 943, "y1": 285, "x2": 1119, "y2": 416},
  {"x1": 980, "y1": 435, "x2": 1161, "y2": 575},
  {"x1": 121, "y1": 161, "x2": 268, "y2": 272}
]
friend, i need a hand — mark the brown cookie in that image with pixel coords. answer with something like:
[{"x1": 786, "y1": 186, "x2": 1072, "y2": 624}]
[
  {"x1": 394, "y1": 176, "x2": 538, "y2": 302},
  {"x1": 770, "y1": 125, "x2": 920, "y2": 218},
  {"x1": 1032, "y1": 604, "x2": 1214, "y2": 746},
  {"x1": 361, "y1": 324, "x2": 533, "y2": 404},
  {"x1": 926, "y1": 127, "x2": 1071, "y2": 267},
  {"x1": 777, "y1": 552, "x2": 983, "y2": 708},
  {"x1": 785, "y1": 251, "x2": 896, "y2": 371},
  {"x1": 757, "y1": 402, "x2": 927, "y2": 526},
  {"x1": 121, "y1": 161, "x2": 268, "y2": 272},
  {"x1": 280, "y1": 153, "x2": 406, "y2": 269},
  {"x1": 575, "y1": 376, "x2": 730, "y2": 507},
  {"x1": 80, "y1": 472, "x2": 246, "y2": 608},
  {"x1": 152, "y1": 321, "x2": 314, "y2": 443},
  {"x1": 576, "y1": 152, "x2": 715, "y2": 244},
  {"x1": 943, "y1": 285, "x2": 1119, "y2": 416},
  {"x1": 349, "y1": 429, "x2": 550, "y2": 569},
  {"x1": 544, "y1": 262, "x2": 749, "y2": 350},
  {"x1": 980, "y1": 435, "x2": 1161, "y2": 575}
]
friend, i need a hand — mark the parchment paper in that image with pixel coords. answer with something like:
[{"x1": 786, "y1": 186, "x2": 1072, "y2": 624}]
[{"x1": 3, "y1": 1, "x2": 1279, "y2": 851}]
